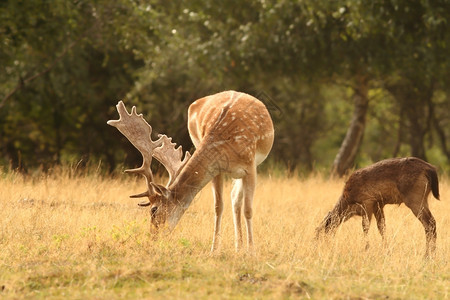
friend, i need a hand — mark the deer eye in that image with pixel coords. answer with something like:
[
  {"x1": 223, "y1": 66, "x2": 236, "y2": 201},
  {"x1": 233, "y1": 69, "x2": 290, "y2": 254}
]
[{"x1": 151, "y1": 206, "x2": 158, "y2": 216}]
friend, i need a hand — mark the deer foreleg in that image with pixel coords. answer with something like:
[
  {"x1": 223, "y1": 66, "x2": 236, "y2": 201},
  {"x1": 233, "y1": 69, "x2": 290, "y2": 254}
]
[
  {"x1": 374, "y1": 203, "x2": 386, "y2": 241},
  {"x1": 361, "y1": 204, "x2": 374, "y2": 250},
  {"x1": 211, "y1": 174, "x2": 224, "y2": 252}
]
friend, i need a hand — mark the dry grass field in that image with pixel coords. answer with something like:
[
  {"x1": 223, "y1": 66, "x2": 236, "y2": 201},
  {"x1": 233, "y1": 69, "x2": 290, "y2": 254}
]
[{"x1": 0, "y1": 167, "x2": 449, "y2": 299}]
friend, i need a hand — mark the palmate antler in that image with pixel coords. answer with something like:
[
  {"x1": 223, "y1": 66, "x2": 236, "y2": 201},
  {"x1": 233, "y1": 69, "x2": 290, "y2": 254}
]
[
  {"x1": 107, "y1": 101, "x2": 190, "y2": 201},
  {"x1": 153, "y1": 135, "x2": 191, "y2": 186}
]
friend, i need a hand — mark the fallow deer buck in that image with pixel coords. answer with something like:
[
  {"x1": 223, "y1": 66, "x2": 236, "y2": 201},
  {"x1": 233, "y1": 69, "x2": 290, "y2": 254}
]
[
  {"x1": 108, "y1": 91, "x2": 274, "y2": 251},
  {"x1": 316, "y1": 157, "x2": 440, "y2": 257}
]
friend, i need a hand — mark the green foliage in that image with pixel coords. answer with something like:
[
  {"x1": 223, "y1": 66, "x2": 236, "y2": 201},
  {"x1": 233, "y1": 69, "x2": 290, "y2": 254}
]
[{"x1": 0, "y1": 0, "x2": 449, "y2": 173}]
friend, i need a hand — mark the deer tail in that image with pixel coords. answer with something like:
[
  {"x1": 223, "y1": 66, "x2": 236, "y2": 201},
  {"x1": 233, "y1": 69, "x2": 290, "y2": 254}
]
[{"x1": 426, "y1": 168, "x2": 440, "y2": 200}]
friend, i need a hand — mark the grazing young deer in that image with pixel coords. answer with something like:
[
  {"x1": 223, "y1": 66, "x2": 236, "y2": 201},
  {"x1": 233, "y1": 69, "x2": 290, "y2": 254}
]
[
  {"x1": 108, "y1": 91, "x2": 274, "y2": 251},
  {"x1": 316, "y1": 157, "x2": 440, "y2": 257}
]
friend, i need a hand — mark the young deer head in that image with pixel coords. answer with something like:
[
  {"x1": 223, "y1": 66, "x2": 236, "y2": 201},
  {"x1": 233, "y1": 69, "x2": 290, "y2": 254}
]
[
  {"x1": 108, "y1": 91, "x2": 274, "y2": 251},
  {"x1": 316, "y1": 157, "x2": 440, "y2": 257}
]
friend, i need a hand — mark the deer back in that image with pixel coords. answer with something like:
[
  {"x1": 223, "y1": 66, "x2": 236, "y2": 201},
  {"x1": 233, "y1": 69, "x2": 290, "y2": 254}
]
[
  {"x1": 187, "y1": 91, "x2": 274, "y2": 172},
  {"x1": 342, "y1": 157, "x2": 438, "y2": 205}
]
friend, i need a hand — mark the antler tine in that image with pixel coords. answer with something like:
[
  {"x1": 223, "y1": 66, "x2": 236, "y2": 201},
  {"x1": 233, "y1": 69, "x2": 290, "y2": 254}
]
[
  {"x1": 107, "y1": 101, "x2": 164, "y2": 198},
  {"x1": 153, "y1": 134, "x2": 191, "y2": 186}
]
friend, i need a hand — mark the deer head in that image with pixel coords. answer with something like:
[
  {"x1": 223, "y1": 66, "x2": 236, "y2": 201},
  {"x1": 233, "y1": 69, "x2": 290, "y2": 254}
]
[{"x1": 107, "y1": 101, "x2": 191, "y2": 230}]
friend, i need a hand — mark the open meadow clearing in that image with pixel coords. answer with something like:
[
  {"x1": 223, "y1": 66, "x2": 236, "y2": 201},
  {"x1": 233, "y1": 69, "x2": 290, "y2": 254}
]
[{"x1": 0, "y1": 169, "x2": 449, "y2": 299}]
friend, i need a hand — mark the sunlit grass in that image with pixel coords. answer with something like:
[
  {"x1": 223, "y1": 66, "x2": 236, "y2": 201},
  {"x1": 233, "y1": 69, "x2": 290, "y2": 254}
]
[{"x1": 0, "y1": 169, "x2": 448, "y2": 299}]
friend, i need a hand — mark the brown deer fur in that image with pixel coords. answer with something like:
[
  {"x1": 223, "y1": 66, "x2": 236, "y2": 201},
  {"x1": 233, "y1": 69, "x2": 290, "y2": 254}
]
[{"x1": 316, "y1": 157, "x2": 439, "y2": 257}]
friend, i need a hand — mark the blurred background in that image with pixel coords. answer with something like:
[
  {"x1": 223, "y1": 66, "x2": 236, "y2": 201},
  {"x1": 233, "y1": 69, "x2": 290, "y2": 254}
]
[{"x1": 1, "y1": 0, "x2": 449, "y2": 176}]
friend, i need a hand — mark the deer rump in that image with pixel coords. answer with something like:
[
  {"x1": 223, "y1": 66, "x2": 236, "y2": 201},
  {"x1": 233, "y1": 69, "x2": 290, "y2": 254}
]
[{"x1": 317, "y1": 157, "x2": 439, "y2": 256}]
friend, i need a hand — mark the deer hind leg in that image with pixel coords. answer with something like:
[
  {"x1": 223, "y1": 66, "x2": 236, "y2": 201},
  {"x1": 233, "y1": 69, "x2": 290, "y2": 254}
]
[
  {"x1": 405, "y1": 198, "x2": 436, "y2": 258},
  {"x1": 211, "y1": 174, "x2": 224, "y2": 252},
  {"x1": 231, "y1": 178, "x2": 244, "y2": 251},
  {"x1": 242, "y1": 167, "x2": 257, "y2": 250}
]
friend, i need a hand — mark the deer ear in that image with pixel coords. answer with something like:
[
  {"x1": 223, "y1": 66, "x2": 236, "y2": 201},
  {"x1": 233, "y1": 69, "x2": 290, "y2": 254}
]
[{"x1": 150, "y1": 182, "x2": 169, "y2": 198}]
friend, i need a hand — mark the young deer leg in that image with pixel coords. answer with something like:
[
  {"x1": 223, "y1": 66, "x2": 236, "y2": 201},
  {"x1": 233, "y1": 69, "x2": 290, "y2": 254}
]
[
  {"x1": 361, "y1": 204, "x2": 374, "y2": 250},
  {"x1": 211, "y1": 174, "x2": 224, "y2": 252},
  {"x1": 231, "y1": 178, "x2": 244, "y2": 251},
  {"x1": 420, "y1": 208, "x2": 437, "y2": 258},
  {"x1": 374, "y1": 203, "x2": 386, "y2": 241},
  {"x1": 405, "y1": 200, "x2": 437, "y2": 258},
  {"x1": 242, "y1": 166, "x2": 257, "y2": 250}
]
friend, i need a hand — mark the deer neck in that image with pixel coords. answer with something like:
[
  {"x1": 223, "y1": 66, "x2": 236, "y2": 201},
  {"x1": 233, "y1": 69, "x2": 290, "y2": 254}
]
[{"x1": 167, "y1": 143, "x2": 221, "y2": 218}]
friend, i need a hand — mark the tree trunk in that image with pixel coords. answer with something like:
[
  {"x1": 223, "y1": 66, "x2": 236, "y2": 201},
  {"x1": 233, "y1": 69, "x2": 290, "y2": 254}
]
[
  {"x1": 433, "y1": 116, "x2": 450, "y2": 161},
  {"x1": 331, "y1": 76, "x2": 369, "y2": 177},
  {"x1": 405, "y1": 104, "x2": 427, "y2": 160},
  {"x1": 386, "y1": 78, "x2": 433, "y2": 162}
]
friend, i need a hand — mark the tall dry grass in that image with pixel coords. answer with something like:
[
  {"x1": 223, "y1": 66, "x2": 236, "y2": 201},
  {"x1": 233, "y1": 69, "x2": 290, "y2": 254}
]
[{"x1": 0, "y1": 168, "x2": 448, "y2": 299}]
